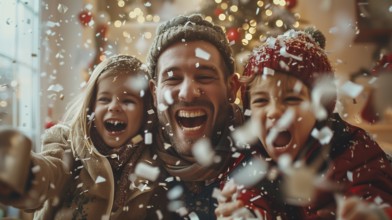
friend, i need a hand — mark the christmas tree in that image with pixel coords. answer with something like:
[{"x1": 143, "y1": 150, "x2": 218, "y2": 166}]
[{"x1": 199, "y1": 0, "x2": 302, "y2": 54}]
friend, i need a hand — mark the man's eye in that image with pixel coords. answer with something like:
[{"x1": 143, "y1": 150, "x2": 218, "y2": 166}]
[
  {"x1": 163, "y1": 77, "x2": 182, "y2": 84},
  {"x1": 197, "y1": 75, "x2": 216, "y2": 83}
]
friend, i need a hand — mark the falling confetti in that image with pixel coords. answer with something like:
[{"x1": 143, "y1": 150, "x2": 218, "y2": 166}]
[
  {"x1": 47, "y1": 84, "x2": 64, "y2": 92},
  {"x1": 311, "y1": 126, "x2": 333, "y2": 145},
  {"x1": 192, "y1": 138, "x2": 215, "y2": 167},
  {"x1": 135, "y1": 162, "x2": 160, "y2": 181},
  {"x1": 340, "y1": 81, "x2": 364, "y2": 98},
  {"x1": 164, "y1": 90, "x2": 174, "y2": 105},
  {"x1": 144, "y1": 132, "x2": 152, "y2": 145},
  {"x1": 231, "y1": 157, "x2": 268, "y2": 187}
]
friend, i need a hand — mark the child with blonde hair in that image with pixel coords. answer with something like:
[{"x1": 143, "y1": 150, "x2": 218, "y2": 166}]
[{"x1": 0, "y1": 55, "x2": 157, "y2": 219}]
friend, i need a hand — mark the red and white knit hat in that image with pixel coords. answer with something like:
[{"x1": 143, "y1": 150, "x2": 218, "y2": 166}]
[{"x1": 241, "y1": 28, "x2": 334, "y2": 113}]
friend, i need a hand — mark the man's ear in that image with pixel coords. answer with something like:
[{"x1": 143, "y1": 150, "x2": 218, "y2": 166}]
[
  {"x1": 149, "y1": 79, "x2": 157, "y2": 108},
  {"x1": 227, "y1": 73, "x2": 240, "y2": 103}
]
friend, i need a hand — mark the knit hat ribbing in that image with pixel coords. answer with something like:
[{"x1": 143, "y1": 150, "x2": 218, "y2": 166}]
[
  {"x1": 241, "y1": 28, "x2": 335, "y2": 113},
  {"x1": 147, "y1": 14, "x2": 235, "y2": 79}
]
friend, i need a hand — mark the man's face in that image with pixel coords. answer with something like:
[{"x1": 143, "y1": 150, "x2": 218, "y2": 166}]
[{"x1": 150, "y1": 41, "x2": 236, "y2": 156}]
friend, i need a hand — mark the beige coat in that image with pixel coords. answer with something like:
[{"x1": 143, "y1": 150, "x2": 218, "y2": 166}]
[{"x1": 5, "y1": 124, "x2": 156, "y2": 220}]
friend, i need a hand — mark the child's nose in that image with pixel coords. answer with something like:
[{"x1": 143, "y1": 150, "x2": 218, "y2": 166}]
[
  {"x1": 108, "y1": 99, "x2": 121, "y2": 112},
  {"x1": 267, "y1": 103, "x2": 286, "y2": 120}
]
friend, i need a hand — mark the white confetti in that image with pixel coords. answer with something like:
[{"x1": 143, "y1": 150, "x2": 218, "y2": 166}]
[
  {"x1": 211, "y1": 188, "x2": 226, "y2": 202},
  {"x1": 129, "y1": 74, "x2": 148, "y2": 93},
  {"x1": 311, "y1": 76, "x2": 336, "y2": 120},
  {"x1": 156, "y1": 210, "x2": 163, "y2": 220},
  {"x1": 195, "y1": 48, "x2": 211, "y2": 60},
  {"x1": 192, "y1": 138, "x2": 215, "y2": 167},
  {"x1": 346, "y1": 171, "x2": 353, "y2": 182},
  {"x1": 232, "y1": 119, "x2": 260, "y2": 148},
  {"x1": 231, "y1": 157, "x2": 268, "y2": 187},
  {"x1": 263, "y1": 67, "x2": 275, "y2": 76},
  {"x1": 31, "y1": 165, "x2": 41, "y2": 173},
  {"x1": 47, "y1": 84, "x2": 64, "y2": 92},
  {"x1": 164, "y1": 90, "x2": 174, "y2": 105},
  {"x1": 244, "y1": 109, "x2": 252, "y2": 117},
  {"x1": 374, "y1": 196, "x2": 383, "y2": 205},
  {"x1": 266, "y1": 108, "x2": 295, "y2": 147},
  {"x1": 158, "y1": 103, "x2": 168, "y2": 111},
  {"x1": 135, "y1": 162, "x2": 160, "y2": 181},
  {"x1": 188, "y1": 212, "x2": 199, "y2": 220},
  {"x1": 147, "y1": 109, "x2": 155, "y2": 115},
  {"x1": 167, "y1": 185, "x2": 183, "y2": 200},
  {"x1": 57, "y1": 4, "x2": 68, "y2": 14},
  {"x1": 95, "y1": 176, "x2": 106, "y2": 184},
  {"x1": 144, "y1": 132, "x2": 152, "y2": 145},
  {"x1": 340, "y1": 81, "x2": 364, "y2": 98},
  {"x1": 311, "y1": 126, "x2": 333, "y2": 145},
  {"x1": 278, "y1": 154, "x2": 292, "y2": 171}
]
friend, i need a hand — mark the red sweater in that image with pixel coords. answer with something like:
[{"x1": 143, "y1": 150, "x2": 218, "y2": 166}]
[{"x1": 223, "y1": 114, "x2": 392, "y2": 219}]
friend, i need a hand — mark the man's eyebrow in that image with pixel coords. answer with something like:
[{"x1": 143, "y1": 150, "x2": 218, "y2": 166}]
[
  {"x1": 195, "y1": 64, "x2": 218, "y2": 72},
  {"x1": 160, "y1": 67, "x2": 180, "y2": 77}
]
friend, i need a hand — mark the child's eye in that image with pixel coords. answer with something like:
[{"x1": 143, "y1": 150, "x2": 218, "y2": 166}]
[
  {"x1": 251, "y1": 97, "x2": 268, "y2": 105},
  {"x1": 97, "y1": 97, "x2": 110, "y2": 103},
  {"x1": 123, "y1": 99, "x2": 136, "y2": 104},
  {"x1": 285, "y1": 96, "x2": 303, "y2": 104}
]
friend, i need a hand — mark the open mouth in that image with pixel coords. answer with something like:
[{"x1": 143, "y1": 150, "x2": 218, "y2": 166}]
[
  {"x1": 176, "y1": 109, "x2": 207, "y2": 131},
  {"x1": 104, "y1": 120, "x2": 127, "y2": 133},
  {"x1": 272, "y1": 130, "x2": 292, "y2": 148}
]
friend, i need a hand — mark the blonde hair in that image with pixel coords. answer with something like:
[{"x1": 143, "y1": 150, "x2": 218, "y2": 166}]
[{"x1": 62, "y1": 55, "x2": 151, "y2": 154}]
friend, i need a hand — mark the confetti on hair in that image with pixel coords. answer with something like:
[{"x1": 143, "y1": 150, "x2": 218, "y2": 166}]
[
  {"x1": 95, "y1": 176, "x2": 106, "y2": 184},
  {"x1": 144, "y1": 132, "x2": 152, "y2": 145},
  {"x1": 195, "y1": 48, "x2": 211, "y2": 60}
]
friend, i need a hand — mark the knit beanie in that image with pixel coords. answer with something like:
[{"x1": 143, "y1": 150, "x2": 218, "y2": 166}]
[
  {"x1": 241, "y1": 28, "x2": 335, "y2": 114},
  {"x1": 147, "y1": 14, "x2": 235, "y2": 79}
]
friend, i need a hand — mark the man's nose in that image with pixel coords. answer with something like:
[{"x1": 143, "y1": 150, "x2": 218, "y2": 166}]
[{"x1": 178, "y1": 78, "x2": 201, "y2": 102}]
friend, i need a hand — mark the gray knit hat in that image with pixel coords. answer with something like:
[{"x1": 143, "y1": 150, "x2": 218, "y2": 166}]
[{"x1": 147, "y1": 14, "x2": 235, "y2": 79}]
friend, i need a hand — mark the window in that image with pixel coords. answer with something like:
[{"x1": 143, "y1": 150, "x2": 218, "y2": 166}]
[{"x1": 0, "y1": 0, "x2": 41, "y2": 149}]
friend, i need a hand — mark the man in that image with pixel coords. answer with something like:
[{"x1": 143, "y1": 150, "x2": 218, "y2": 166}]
[{"x1": 146, "y1": 14, "x2": 243, "y2": 219}]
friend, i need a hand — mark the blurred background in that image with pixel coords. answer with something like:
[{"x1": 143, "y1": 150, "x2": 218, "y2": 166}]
[{"x1": 0, "y1": 0, "x2": 392, "y2": 218}]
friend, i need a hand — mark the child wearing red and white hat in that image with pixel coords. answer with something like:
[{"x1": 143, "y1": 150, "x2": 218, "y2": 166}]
[{"x1": 215, "y1": 29, "x2": 392, "y2": 220}]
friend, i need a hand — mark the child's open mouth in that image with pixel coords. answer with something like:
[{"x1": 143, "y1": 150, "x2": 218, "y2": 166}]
[
  {"x1": 176, "y1": 109, "x2": 207, "y2": 131},
  {"x1": 273, "y1": 130, "x2": 292, "y2": 148},
  {"x1": 104, "y1": 120, "x2": 127, "y2": 133}
]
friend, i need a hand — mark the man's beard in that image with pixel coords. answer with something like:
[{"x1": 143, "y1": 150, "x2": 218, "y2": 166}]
[{"x1": 156, "y1": 101, "x2": 231, "y2": 156}]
